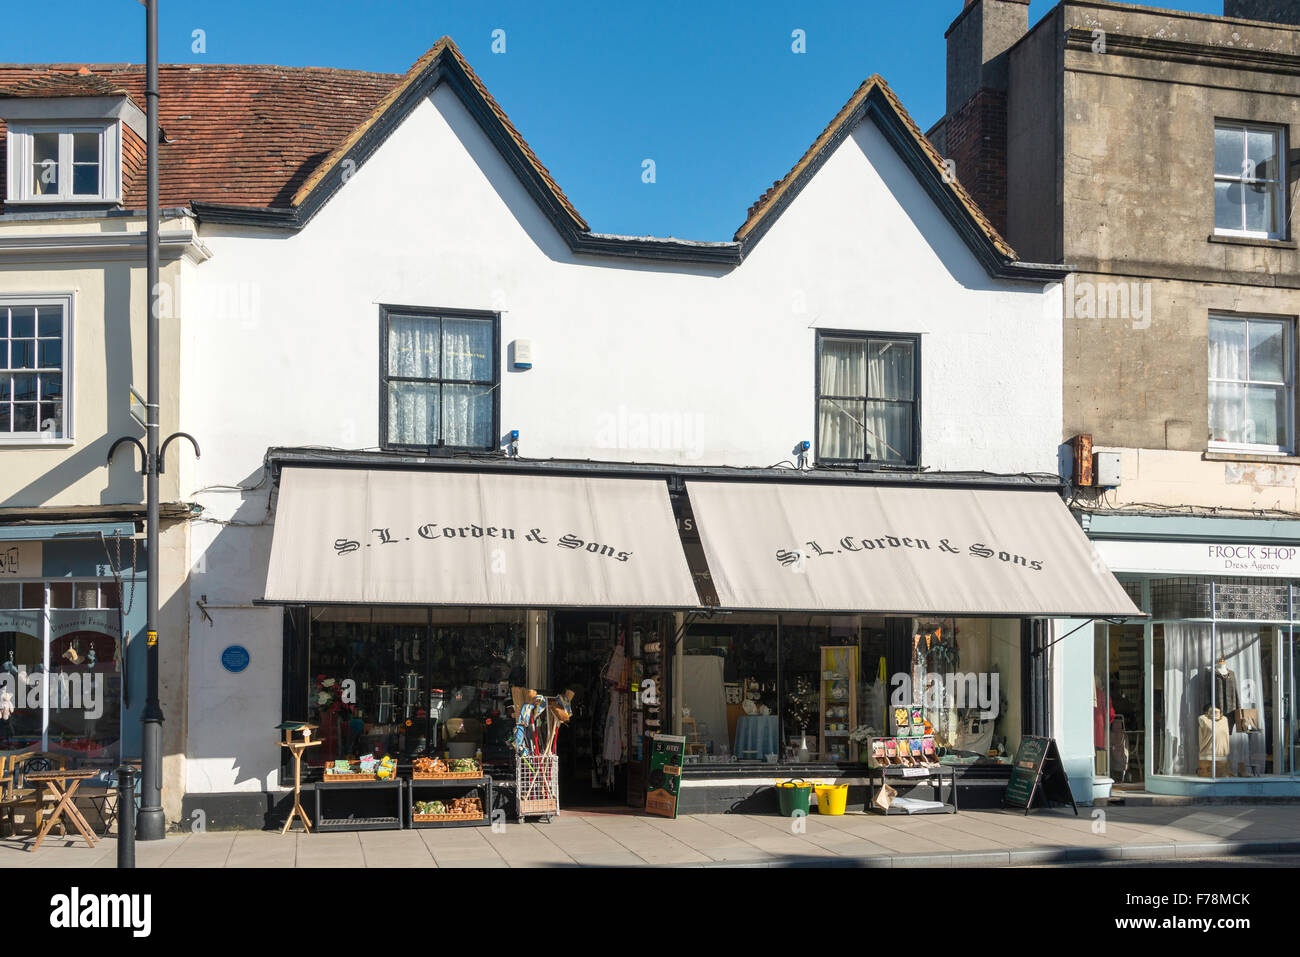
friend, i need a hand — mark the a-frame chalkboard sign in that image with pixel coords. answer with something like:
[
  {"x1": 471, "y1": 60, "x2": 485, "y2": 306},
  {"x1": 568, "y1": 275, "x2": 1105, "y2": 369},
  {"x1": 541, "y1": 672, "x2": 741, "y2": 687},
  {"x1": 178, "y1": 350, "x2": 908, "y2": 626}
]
[{"x1": 1002, "y1": 735, "x2": 1078, "y2": 816}]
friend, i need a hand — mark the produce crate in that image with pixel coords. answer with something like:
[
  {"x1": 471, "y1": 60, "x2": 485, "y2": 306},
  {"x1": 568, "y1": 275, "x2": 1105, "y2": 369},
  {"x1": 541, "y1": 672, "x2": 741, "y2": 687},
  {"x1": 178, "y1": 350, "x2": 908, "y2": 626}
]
[
  {"x1": 411, "y1": 769, "x2": 482, "y2": 780},
  {"x1": 412, "y1": 810, "x2": 483, "y2": 823},
  {"x1": 322, "y1": 771, "x2": 386, "y2": 783}
]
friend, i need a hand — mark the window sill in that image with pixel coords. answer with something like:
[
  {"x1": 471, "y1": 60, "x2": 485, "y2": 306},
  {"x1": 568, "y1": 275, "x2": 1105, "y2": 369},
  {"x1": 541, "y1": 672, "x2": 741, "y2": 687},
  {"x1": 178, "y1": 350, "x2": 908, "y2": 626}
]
[
  {"x1": 1208, "y1": 233, "x2": 1296, "y2": 250},
  {"x1": 0, "y1": 437, "x2": 74, "y2": 448},
  {"x1": 1203, "y1": 449, "x2": 1300, "y2": 465}
]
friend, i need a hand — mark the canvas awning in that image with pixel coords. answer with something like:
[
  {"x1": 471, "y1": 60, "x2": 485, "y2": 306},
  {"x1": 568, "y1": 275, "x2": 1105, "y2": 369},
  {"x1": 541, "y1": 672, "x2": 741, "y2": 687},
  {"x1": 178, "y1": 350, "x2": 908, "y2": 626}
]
[
  {"x1": 263, "y1": 467, "x2": 700, "y2": 608},
  {"x1": 686, "y1": 481, "x2": 1141, "y2": 618}
]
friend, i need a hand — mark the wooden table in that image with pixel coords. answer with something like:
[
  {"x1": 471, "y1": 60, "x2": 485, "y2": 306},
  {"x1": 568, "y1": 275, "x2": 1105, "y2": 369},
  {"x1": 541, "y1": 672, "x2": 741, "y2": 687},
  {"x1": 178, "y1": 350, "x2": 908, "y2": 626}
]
[{"x1": 25, "y1": 769, "x2": 100, "y2": 851}]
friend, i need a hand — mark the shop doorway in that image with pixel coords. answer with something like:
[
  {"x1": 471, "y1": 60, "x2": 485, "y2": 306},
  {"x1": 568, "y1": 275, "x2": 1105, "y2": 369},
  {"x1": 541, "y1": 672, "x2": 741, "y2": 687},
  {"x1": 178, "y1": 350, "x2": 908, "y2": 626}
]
[
  {"x1": 1095, "y1": 623, "x2": 1145, "y2": 788},
  {"x1": 550, "y1": 611, "x2": 624, "y2": 806}
]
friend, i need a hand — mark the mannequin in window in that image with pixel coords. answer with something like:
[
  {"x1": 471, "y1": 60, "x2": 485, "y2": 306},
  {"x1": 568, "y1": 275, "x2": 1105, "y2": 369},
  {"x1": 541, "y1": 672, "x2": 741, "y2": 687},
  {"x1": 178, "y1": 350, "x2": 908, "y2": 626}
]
[
  {"x1": 1197, "y1": 706, "x2": 1230, "y2": 777},
  {"x1": 1201, "y1": 656, "x2": 1240, "y2": 732}
]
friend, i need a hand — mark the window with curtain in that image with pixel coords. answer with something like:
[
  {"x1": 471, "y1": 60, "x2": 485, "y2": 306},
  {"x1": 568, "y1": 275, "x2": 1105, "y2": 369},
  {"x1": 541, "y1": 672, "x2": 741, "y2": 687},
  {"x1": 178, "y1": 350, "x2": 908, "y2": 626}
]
[
  {"x1": 382, "y1": 308, "x2": 497, "y2": 450},
  {"x1": 1214, "y1": 123, "x2": 1287, "y2": 240},
  {"x1": 817, "y1": 332, "x2": 918, "y2": 465},
  {"x1": 1208, "y1": 315, "x2": 1293, "y2": 453}
]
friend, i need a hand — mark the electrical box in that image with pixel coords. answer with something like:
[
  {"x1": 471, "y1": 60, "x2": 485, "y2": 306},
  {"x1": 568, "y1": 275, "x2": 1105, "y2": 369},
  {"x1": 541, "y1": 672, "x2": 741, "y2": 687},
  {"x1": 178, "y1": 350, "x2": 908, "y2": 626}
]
[
  {"x1": 1094, "y1": 451, "x2": 1122, "y2": 488},
  {"x1": 511, "y1": 339, "x2": 533, "y2": 370}
]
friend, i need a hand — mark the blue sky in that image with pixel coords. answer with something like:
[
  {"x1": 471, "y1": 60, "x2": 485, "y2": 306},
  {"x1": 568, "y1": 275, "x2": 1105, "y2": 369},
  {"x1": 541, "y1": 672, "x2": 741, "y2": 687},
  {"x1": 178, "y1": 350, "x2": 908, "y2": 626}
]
[{"x1": 4, "y1": 0, "x2": 1229, "y2": 240}]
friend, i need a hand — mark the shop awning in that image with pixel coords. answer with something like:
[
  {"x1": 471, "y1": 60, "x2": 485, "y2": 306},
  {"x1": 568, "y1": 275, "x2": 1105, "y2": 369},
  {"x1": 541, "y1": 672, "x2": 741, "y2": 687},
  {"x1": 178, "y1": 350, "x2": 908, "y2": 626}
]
[
  {"x1": 263, "y1": 467, "x2": 701, "y2": 608},
  {"x1": 686, "y1": 481, "x2": 1141, "y2": 618}
]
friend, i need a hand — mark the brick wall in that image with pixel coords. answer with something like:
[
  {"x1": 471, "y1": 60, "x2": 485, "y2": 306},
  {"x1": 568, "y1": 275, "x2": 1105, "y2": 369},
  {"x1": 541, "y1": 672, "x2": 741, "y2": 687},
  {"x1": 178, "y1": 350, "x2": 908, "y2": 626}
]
[{"x1": 942, "y1": 87, "x2": 1008, "y2": 236}]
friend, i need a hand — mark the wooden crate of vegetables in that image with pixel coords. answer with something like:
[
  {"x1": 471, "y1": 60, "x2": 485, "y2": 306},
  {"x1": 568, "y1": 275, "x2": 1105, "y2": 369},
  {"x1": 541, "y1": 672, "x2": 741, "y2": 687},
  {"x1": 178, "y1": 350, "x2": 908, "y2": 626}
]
[
  {"x1": 412, "y1": 796, "x2": 483, "y2": 822},
  {"x1": 411, "y1": 756, "x2": 482, "y2": 780}
]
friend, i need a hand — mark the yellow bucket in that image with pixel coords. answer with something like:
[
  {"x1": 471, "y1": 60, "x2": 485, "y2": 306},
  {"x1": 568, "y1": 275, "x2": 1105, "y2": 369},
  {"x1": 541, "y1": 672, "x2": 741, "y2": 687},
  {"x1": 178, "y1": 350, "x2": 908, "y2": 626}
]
[{"x1": 814, "y1": 782, "x2": 849, "y2": 815}]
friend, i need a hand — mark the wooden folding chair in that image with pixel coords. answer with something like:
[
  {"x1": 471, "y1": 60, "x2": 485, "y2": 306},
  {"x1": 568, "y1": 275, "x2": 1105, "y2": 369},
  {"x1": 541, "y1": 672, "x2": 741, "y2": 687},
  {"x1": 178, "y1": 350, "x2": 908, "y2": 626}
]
[{"x1": 1, "y1": 752, "x2": 65, "y2": 837}]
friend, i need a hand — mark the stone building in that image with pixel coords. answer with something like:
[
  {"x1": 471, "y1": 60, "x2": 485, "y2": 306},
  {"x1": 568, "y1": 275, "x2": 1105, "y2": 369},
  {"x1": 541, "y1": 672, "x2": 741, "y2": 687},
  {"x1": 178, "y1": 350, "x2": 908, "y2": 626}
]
[{"x1": 934, "y1": 0, "x2": 1300, "y2": 799}]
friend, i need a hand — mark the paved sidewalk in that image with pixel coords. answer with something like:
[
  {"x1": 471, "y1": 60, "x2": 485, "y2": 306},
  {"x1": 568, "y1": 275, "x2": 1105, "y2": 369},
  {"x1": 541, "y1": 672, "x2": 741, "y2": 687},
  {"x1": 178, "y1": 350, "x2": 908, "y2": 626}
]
[{"x1": 3, "y1": 805, "x2": 1298, "y2": 868}]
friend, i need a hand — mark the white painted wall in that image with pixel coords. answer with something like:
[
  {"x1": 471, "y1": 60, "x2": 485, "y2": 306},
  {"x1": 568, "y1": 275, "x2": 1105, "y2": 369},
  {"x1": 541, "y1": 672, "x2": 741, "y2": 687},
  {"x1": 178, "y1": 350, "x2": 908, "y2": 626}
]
[{"x1": 180, "y1": 84, "x2": 1063, "y2": 794}]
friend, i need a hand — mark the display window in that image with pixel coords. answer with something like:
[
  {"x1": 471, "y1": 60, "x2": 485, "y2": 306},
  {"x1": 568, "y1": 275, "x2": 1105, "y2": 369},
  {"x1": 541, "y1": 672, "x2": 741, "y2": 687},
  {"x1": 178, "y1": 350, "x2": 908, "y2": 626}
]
[
  {"x1": 0, "y1": 579, "x2": 123, "y2": 761},
  {"x1": 920, "y1": 619, "x2": 1021, "y2": 766},
  {"x1": 303, "y1": 606, "x2": 528, "y2": 770},
  {"x1": 1116, "y1": 576, "x2": 1300, "y2": 781},
  {"x1": 676, "y1": 613, "x2": 1025, "y2": 766}
]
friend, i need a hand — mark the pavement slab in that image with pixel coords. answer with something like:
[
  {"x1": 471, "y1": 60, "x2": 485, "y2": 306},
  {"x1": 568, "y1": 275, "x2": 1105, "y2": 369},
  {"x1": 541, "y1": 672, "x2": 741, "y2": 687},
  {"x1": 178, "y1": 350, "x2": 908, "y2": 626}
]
[{"x1": 2, "y1": 804, "x2": 1298, "y2": 868}]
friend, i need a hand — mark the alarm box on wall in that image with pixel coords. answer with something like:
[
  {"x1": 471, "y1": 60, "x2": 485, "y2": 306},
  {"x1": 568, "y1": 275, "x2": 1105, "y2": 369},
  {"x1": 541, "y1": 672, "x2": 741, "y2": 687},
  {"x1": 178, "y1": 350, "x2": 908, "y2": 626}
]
[{"x1": 1094, "y1": 451, "x2": 1121, "y2": 489}]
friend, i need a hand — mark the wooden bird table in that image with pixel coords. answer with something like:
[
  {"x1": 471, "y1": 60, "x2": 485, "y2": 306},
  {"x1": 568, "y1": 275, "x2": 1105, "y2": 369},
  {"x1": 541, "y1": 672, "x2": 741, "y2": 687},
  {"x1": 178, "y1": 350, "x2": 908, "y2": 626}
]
[{"x1": 278, "y1": 723, "x2": 320, "y2": 834}]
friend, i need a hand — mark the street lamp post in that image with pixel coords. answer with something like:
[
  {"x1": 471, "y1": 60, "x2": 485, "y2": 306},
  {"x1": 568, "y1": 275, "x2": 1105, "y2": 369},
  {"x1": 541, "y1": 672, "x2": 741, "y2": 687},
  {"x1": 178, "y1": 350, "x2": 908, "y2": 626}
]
[{"x1": 136, "y1": 0, "x2": 166, "y2": 843}]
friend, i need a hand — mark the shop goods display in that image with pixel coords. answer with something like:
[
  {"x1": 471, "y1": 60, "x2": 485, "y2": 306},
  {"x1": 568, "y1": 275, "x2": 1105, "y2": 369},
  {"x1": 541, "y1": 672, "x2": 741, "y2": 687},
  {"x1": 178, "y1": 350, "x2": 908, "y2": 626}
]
[
  {"x1": 868, "y1": 735, "x2": 941, "y2": 769},
  {"x1": 818, "y1": 646, "x2": 858, "y2": 761},
  {"x1": 412, "y1": 795, "x2": 483, "y2": 822},
  {"x1": 775, "y1": 779, "x2": 813, "y2": 817},
  {"x1": 511, "y1": 684, "x2": 569, "y2": 820},
  {"x1": 322, "y1": 756, "x2": 397, "y2": 782},
  {"x1": 411, "y1": 756, "x2": 482, "y2": 779}
]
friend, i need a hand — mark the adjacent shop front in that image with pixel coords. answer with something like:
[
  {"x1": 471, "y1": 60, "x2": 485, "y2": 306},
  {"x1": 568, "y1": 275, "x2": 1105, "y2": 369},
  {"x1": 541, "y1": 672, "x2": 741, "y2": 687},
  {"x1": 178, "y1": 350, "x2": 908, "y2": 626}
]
[
  {"x1": 1087, "y1": 513, "x2": 1300, "y2": 798},
  {"x1": 261, "y1": 455, "x2": 1139, "y2": 815},
  {"x1": 0, "y1": 523, "x2": 145, "y2": 768}
]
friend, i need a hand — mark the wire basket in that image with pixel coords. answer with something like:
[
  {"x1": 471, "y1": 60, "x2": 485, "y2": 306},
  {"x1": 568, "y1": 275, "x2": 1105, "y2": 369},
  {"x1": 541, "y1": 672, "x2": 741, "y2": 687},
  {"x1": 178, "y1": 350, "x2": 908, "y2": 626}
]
[{"x1": 515, "y1": 752, "x2": 559, "y2": 820}]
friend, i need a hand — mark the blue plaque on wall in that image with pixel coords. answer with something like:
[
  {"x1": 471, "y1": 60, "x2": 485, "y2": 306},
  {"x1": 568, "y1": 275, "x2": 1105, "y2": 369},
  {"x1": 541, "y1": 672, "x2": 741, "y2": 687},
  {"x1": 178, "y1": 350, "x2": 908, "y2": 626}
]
[{"x1": 221, "y1": 645, "x2": 250, "y2": 674}]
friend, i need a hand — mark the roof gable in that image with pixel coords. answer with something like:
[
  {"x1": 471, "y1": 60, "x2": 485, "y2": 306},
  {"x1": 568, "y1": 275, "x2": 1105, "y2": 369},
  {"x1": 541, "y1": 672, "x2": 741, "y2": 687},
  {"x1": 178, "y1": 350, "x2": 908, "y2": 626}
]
[
  {"x1": 732, "y1": 76, "x2": 1032, "y2": 278},
  {"x1": 0, "y1": 41, "x2": 1062, "y2": 279}
]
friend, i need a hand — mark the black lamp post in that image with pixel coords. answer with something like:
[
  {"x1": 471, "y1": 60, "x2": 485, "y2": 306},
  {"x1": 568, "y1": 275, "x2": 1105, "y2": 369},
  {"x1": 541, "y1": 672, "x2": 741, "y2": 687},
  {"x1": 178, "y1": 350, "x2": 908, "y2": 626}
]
[{"x1": 107, "y1": 0, "x2": 199, "y2": 855}]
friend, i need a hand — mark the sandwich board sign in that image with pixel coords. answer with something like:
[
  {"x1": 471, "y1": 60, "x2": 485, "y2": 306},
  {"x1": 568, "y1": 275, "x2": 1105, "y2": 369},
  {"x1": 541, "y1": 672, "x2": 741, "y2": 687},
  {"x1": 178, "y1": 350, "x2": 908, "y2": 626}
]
[
  {"x1": 645, "y1": 733, "x2": 685, "y2": 819},
  {"x1": 1002, "y1": 735, "x2": 1078, "y2": 816}
]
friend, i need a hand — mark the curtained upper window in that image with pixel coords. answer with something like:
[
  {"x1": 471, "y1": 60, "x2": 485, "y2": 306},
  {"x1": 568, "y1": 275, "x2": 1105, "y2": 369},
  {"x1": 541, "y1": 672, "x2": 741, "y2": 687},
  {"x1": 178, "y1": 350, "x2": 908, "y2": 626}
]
[
  {"x1": 381, "y1": 308, "x2": 497, "y2": 451},
  {"x1": 1208, "y1": 314, "x2": 1293, "y2": 454},
  {"x1": 816, "y1": 332, "x2": 919, "y2": 466}
]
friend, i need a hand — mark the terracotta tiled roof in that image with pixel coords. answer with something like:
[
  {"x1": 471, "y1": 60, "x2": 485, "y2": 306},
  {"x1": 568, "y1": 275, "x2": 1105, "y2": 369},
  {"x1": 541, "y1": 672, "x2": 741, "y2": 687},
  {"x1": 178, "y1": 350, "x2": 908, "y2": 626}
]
[
  {"x1": 0, "y1": 69, "x2": 129, "y2": 98},
  {"x1": 0, "y1": 37, "x2": 586, "y2": 228},
  {"x1": 733, "y1": 74, "x2": 1016, "y2": 260},
  {"x1": 0, "y1": 62, "x2": 402, "y2": 211}
]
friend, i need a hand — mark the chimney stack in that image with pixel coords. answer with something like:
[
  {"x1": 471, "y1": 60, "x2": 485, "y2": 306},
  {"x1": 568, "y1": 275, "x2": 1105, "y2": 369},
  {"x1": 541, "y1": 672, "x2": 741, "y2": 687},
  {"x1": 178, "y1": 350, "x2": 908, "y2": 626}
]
[
  {"x1": 1223, "y1": 1, "x2": 1300, "y2": 26},
  {"x1": 942, "y1": 0, "x2": 1029, "y2": 235}
]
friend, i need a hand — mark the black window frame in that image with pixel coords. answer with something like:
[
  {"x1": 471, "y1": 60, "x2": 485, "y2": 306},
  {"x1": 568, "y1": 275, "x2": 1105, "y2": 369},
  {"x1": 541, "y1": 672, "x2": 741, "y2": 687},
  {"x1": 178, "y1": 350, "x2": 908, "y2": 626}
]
[
  {"x1": 379, "y1": 304, "x2": 501, "y2": 453},
  {"x1": 814, "y1": 329, "x2": 921, "y2": 467}
]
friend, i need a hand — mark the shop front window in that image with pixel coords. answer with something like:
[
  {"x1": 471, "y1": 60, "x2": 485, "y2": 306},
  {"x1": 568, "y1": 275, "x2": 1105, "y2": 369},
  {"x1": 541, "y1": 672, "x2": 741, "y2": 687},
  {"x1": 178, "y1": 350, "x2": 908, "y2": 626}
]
[
  {"x1": 304, "y1": 607, "x2": 527, "y2": 770},
  {"x1": 681, "y1": 616, "x2": 778, "y2": 762},
  {"x1": 917, "y1": 619, "x2": 1021, "y2": 765},
  {"x1": 1149, "y1": 577, "x2": 1296, "y2": 779},
  {"x1": 0, "y1": 580, "x2": 123, "y2": 761},
  {"x1": 677, "y1": 614, "x2": 1023, "y2": 766}
]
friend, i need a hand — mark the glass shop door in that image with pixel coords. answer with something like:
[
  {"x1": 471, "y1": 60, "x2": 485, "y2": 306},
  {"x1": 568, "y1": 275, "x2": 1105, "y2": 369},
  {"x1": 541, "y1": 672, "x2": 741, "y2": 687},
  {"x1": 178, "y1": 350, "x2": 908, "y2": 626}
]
[{"x1": 1095, "y1": 622, "x2": 1146, "y2": 788}]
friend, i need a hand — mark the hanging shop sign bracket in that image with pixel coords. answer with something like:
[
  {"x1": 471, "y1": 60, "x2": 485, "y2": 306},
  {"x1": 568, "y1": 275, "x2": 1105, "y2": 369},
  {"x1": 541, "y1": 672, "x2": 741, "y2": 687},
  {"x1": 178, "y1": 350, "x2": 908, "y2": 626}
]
[{"x1": 1032, "y1": 617, "x2": 1131, "y2": 658}]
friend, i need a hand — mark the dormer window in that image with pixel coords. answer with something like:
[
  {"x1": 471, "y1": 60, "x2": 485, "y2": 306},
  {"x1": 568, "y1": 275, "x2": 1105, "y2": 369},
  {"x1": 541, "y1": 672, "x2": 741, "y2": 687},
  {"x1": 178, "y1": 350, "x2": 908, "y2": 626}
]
[{"x1": 7, "y1": 122, "x2": 120, "y2": 203}]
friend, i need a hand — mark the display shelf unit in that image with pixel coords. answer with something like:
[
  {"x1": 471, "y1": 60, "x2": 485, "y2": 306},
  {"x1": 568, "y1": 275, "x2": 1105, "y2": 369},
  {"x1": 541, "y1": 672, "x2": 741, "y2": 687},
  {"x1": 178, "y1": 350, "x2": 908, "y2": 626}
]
[
  {"x1": 868, "y1": 764, "x2": 959, "y2": 815},
  {"x1": 407, "y1": 775, "x2": 493, "y2": 829},
  {"x1": 818, "y1": 645, "x2": 858, "y2": 762},
  {"x1": 313, "y1": 778, "x2": 404, "y2": 831}
]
